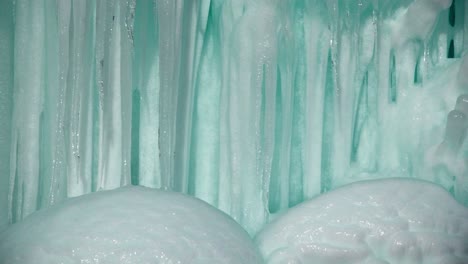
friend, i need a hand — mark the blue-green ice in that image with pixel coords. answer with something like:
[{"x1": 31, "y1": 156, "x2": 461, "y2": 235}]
[{"x1": 0, "y1": 0, "x2": 467, "y2": 263}]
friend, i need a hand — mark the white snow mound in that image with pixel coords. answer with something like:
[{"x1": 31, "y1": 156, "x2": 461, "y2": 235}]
[
  {"x1": 256, "y1": 179, "x2": 468, "y2": 264},
  {"x1": 0, "y1": 186, "x2": 262, "y2": 264}
]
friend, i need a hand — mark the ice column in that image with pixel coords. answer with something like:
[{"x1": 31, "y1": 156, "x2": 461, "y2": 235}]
[{"x1": 0, "y1": 0, "x2": 14, "y2": 230}]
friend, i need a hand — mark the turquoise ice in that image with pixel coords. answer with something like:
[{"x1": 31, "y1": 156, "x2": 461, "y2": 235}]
[{"x1": 0, "y1": 0, "x2": 467, "y2": 262}]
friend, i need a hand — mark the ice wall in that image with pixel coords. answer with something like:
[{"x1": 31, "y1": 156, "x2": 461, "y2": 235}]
[{"x1": 0, "y1": 0, "x2": 467, "y2": 234}]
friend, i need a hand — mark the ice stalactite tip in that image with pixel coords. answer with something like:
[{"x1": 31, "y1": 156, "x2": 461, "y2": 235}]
[
  {"x1": 455, "y1": 94, "x2": 468, "y2": 115},
  {"x1": 443, "y1": 109, "x2": 468, "y2": 152}
]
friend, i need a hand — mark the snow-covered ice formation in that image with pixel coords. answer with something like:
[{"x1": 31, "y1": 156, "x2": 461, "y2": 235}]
[
  {"x1": 1, "y1": 0, "x2": 467, "y2": 235},
  {"x1": 1, "y1": 179, "x2": 468, "y2": 264},
  {"x1": 0, "y1": 1, "x2": 467, "y2": 262},
  {"x1": 256, "y1": 179, "x2": 468, "y2": 264},
  {"x1": 0, "y1": 186, "x2": 262, "y2": 264}
]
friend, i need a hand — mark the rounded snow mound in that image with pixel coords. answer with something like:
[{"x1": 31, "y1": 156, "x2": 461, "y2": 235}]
[
  {"x1": 256, "y1": 179, "x2": 468, "y2": 264},
  {"x1": 0, "y1": 186, "x2": 262, "y2": 264}
]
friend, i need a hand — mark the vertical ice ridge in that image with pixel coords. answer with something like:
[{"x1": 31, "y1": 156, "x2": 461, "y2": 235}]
[
  {"x1": 268, "y1": 23, "x2": 298, "y2": 213},
  {"x1": 389, "y1": 51, "x2": 397, "y2": 103},
  {"x1": 8, "y1": 0, "x2": 48, "y2": 221},
  {"x1": 133, "y1": 0, "x2": 160, "y2": 188},
  {"x1": 97, "y1": 0, "x2": 123, "y2": 190},
  {"x1": 119, "y1": 0, "x2": 134, "y2": 188},
  {"x1": 218, "y1": 0, "x2": 235, "y2": 224},
  {"x1": 82, "y1": 1, "x2": 97, "y2": 194},
  {"x1": 0, "y1": 0, "x2": 14, "y2": 230},
  {"x1": 43, "y1": 0, "x2": 70, "y2": 208},
  {"x1": 37, "y1": 0, "x2": 60, "y2": 211},
  {"x1": 302, "y1": 0, "x2": 329, "y2": 201},
  {"x1": 9, "y1": 150, "x2": 20, "y2": 223},
  {"x1": 257, "y1": 8, "x2": 278, "y2": 235},
  {"x1": 286, "y1": 0, "x2": 306, "y2": 209},
  {"x1": 190, "y1": 0, "x2": 222, "y2": 205},
  {"x1": 321, "y1": 49, "x2": 336, "y2": 193},
  {"x1": 157, "y1": 0, "x2": 184, "y2": 190},
  {"x1": 8, "y1": 137, "x2": 18, "y2": 223},
  {"x1": 323, "y1": 1, "x2": 341, "y2": 192},
  {"x1": 218, "y1": 0, "x2": 278, "y2": 234},
  {"x1": 65, "y1": 1, "x2": 97, "y2": 197},
  {"x1": 94, "y1": 0, "x2": 108, "y2": 191},
  {"x1": 335, "y1": 3, "x2": 365, "y2": 189},
  {"x1": 173, "y1": 0, "x2": 211, "y2": 193},
  {"x1": 351, "y1": 72, "x2": 369, "y2": 163},
  {"x1": 350, "y1": 5, "x2": 378, "y2": 172}
]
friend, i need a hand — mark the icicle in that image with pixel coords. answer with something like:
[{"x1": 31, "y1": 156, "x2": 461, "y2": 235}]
[
  {"x1": 173, "y1": 0, "x2": 211, "y2": 193},
  {"x1": 40, "y1": 0, "x2": 63, "y2": 208},
  {"x1": 0, "y1": 0, "x2": 14, "y2": 229},
  {"x1": 133, "y1": 0, "x2": 161, "y2": 188},
  {"x1": 219, "y1": 0, "x2": 277, "y2": 234},
  {"x1": 9, "y1": 0, "x2": 47, "y2": 221},
  {"x1": 302, "y1": 0, "x2": 329, "y2": 200},
  {"x1": 98, "y1": 0, "x2": 124, "y2": 190},
  {"x1": 65, "y1": 1, "x2": 96, "y2": 197},
  {"x1": 190, "y1": 0, "x2": 222, "y2": 205},
  {"x1": 285, "y1": 0, "x2": 306, "y2": 209},
  {"x1": 157, "y1": 0, "x2": 184, "y2": 190},
  {"x1": 119, "y1": 0, "x2": 134, "y2": 188},
  {"x1": 95, "y1": 0, "x2": 132, "y2": 191}
]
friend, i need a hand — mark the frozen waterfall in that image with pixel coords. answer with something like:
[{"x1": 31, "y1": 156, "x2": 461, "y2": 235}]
[{"x1": 0, "y1": 0, "x2": 467, "y2": 238}]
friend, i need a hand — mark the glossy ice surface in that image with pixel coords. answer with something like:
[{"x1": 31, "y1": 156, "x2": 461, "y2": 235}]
[
  {"x1": 0, "y1": 0, "x2": 467, "y2": 235},
  {"x1": 0, "y1": 186, "x2": 262, "y2": 264},
  {"x1": 256, "y1": 179, "x2": 468, "y2": 264},
  {"x1": 0, "y1": 0, "x2": 467, "y2": 262}
]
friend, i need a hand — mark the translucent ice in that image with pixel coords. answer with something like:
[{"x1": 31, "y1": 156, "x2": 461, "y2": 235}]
[
  {"x1": 455, "y1": 94, "x2": 468, "y2": 115},
  {"x1": 0, "y1": 0, "x2": 467, "y2": 236},
  {"x1": 0, "y1": 186, "x2": 262, "y2": 264},
  {"x1": 424, "y1": 94, "x2": 468, "y2": 201},
  {"x1": 256, "y1": 179, "x2": 468, "y2": 264},
  {"x1": 440, "y1": 110, "x2": 467, "y2": 154}
]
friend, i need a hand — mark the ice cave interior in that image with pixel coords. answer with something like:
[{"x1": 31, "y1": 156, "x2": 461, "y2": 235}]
[{"x1": 0, "y1": 0, "x2": 467, "y2": 263}]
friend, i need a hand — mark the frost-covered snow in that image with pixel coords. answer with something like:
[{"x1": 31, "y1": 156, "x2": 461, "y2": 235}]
[
  {"x1": 0, "y1": 186, "x2": 262, "y2": 264},
  {"x1": 1, "y1": 180, "x2": 468, "y2": 264},
  {"x1": 256, "y1": 179, "x2": 468, "y2": 264}
]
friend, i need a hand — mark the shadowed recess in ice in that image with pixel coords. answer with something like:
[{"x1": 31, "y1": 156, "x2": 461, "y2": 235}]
[
  {"x1": 0, "y1": 0, "x2": 467, "y2": 234},
  {"x1": 0, "y1": 186, "x2": 262, "y2": 264},
  {"x1": 256, "y1": 179, "x2": 468, "y2": 264}
]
